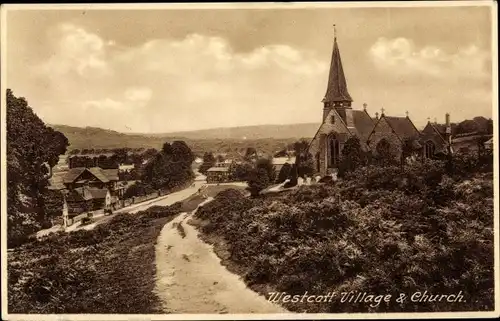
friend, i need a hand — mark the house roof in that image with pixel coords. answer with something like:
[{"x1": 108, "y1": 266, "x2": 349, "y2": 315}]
[
  {"x1": 426, "y1": 122, "x2": 449, "y2": 146},
  {"x1": 207, "y1": 167, "x2": 230, "y2": 172},
  {"x1": 452, "y1": 134, "x2": 487, "y2": 143},
  {"x1": 102, "y1": 168, "x2": 119, "y2": 181},
  {"x1": 88, "y1": 167, "x2": 110, "y2": 183},
  {"x1": 66, "y1": 187, "x2": 93, "y2": 202},
  {"x1": 352, "y1": 110, "x2": 375, "y2": 141},
  {"x1": 63, "y1": 168, "x2": 87, "y2": 184},
  {"x1": 272, "y1": 157, "x2": 296, "y2": 165},
  {"x1": 119, "y1": 164, "x2": 135, "y2": 171},
  {"x1": 63, "y1": 167, "x2": 119, "y2": 184},
  {"x1": 384, "y1": 116, "x2": 420, "y2": 139},
  {"x1": 323, "y1": 38, "x2": 353, "y2": 103}
]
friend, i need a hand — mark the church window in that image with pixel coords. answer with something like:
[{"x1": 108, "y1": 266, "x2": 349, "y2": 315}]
[
  {"x1": 328, "y1": 134, "x2": 340, "y2": 167},
  {"x1": 331, "y1": 115, "x2": 335, "y2": 124},
  {"x1": 424, "y1": 141, "x2": 436, "y2": 159}
]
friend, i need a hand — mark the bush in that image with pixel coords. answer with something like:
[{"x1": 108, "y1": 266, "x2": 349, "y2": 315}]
[
  {"x1": 247, "y1": 168, "x2": 270, "y2": 197},
  {"x1": 136, "y1": 202, "x2": 183, "y2": 219}
]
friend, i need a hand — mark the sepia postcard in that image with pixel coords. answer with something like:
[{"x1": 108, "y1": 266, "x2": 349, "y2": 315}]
[{"x1": 1, "y1": 1, "x2": 499, "y2": 320}]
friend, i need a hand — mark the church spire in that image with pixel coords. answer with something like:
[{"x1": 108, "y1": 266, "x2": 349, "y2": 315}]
[{"x1": 322, "y1": 25, "x2": 353, "y2": 104}]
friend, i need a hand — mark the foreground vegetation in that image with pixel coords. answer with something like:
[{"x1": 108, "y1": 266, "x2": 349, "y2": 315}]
[
  {"x1": 194, "y1": 158, "x2": 494, "y2": 313},
  {"x1": 8, "y1": 204, "x2": 180, "y2": 313},
  {"x1": 8, "y1": 184, "x2": 247, "y2": 313}
]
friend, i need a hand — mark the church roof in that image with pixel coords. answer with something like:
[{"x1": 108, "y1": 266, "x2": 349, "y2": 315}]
[
  {"x1": 322, "y1": 38, "x2": 353, "y2": 103},
  {"x1": 352, "y1": 110, "x2": 375, "y2": 141},
  {"x1": 384, "y1": 116, "x2": 420, "y2": 139}
]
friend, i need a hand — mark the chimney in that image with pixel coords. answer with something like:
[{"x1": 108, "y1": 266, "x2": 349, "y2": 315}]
[
  {"x1": 363, "y1": 103, "x2": 367, "y2": 111},
  {"x1": 375, "y1": 112, "x2": 379, "y2": 120},
  {"x1": 445, "y1": 113, "x2": 452, "y2": 150}
]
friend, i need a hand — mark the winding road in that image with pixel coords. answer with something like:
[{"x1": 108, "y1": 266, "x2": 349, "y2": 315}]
[{"x1": 154, "y1": 198, "x2": 287, "y2": 314}]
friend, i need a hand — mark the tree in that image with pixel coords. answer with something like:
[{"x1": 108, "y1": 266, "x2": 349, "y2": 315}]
[
  {"x1": 338, "y1": 137, "x2": 364, "y2": 177},
  {"x1": 162, "y1": 142, "x2": 174, "y2": 157},
  {"x1": 247, "y1": 168, "x2": 270, "y2": 197},
  {"x1": 232, "y1": 163, "x2": 253, "y2": 181},
  {"x1": 255, "y1": 157, "x2": 276, "y2": 182},
  {"x1": 284, "y1": 164, "x2": 298, "y2": 188},
  {"x1": 114, "y1": 148, "x2": 128, "y2": 164},
  {"x1": 277, "y1": 163, "x2": 292, "y2": 183},
  {"x1": 293, "y1": 139, "x2": 314, "y2": 178},
  {"x1": 141, "y1": 141, "x2": 195, "y2": 191},
  {"x1": 199, "y1": 152, "x2": 216, "y2": 174},
  {"x1": 6, "y1": 89, "x2": 69, "y2": 247},
  {"x1": 374, "y1": 139, "x2": 397, "y2": 166},
  {"x1": 216, "y1": 154, "x2": 225, "y2": 163},
  {"x1": 171, "y1": 140, "x2": 195, "y2": 164}
]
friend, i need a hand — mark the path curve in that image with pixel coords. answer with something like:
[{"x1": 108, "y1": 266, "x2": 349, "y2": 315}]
[{"x1": 154, "y1": 198, "x2": 287, "y2": 314}]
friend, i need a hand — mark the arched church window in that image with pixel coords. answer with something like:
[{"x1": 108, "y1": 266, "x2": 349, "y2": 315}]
[
  {"x1": 331, "y1": 115, "x2": 335, "y2": 124},
  {"x1": 328, "y1": 134, "x2": 340, "y2": 167},
  {"x1": 424, "y1": 140, "x2": 436, "y2": 159}
]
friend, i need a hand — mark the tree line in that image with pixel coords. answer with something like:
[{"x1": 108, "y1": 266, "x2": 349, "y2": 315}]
[{"x1": 7, "y1": 89, "x2": 69, "y2": 246}]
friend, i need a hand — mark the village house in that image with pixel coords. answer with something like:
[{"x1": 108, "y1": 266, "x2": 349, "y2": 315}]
[
  {"x1": 65, "y1": 186, "x2": 112, "y2": 215},
  {"x1": 206, "y1": 166, "x2": 231, "y2": 183},
  {"x1": 308, "y1": 29, "x2": 483, "y2": 177},
  {"x1": 62, "y1": 167, "x2": 124, "y2": 213}
]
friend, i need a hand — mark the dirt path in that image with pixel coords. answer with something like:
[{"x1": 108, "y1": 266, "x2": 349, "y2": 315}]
[{"x1": 154, "y1": 198, "x2": 287, "y2": 314}]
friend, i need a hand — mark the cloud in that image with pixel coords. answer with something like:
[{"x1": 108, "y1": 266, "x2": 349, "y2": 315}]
[
  {"x1": 31, "y1": 24, "x2": 329, "y2": 132},
  {"x1": 124, "y1": 87, "x2": 153, "y2": 103},
  {"x1": 369, "y1": 37, "x2": 490, "y2": 79},
  {"x1": 16, "y1": 24, "x2": 493, "y2": 134},
  {"x1": 38, "y1": 24, "x2": 112, "y2": 78}
]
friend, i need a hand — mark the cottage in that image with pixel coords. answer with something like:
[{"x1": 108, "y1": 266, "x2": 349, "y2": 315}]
[
  {"x1": 63, "y1": 167, "x2": 125, "y2": 200},
  {"x1": 206, "y1": 166, "x2": 231, "y2": 183},
  {"x1": 65, "y1": 186, "x2": 112, "y2": 215}
]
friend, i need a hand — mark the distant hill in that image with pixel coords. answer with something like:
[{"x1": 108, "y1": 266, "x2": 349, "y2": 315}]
[
  {"x1": 148, "y1": 123, "x2": 320, "y2": 140},
  {"x1": 49, "y1": 124, "x2": 318, "y2": 156}
]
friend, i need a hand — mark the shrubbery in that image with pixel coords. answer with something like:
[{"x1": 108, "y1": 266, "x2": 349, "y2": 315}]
[
  {"x1": 8, "y1": 202, "x2": 184, "y2": 313},
  {"x1": 194, "y1": 160, "x2": 494, "y2": 313}
]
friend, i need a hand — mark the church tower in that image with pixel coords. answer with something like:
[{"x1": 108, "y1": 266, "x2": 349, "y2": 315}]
[{"x1": 322, "y1": 26, "x2": 355, "y2": 128}]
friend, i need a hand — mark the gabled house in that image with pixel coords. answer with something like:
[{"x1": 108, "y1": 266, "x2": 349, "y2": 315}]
[
  {"x1": 63, "y1": 167, "x2": 124, "y2": 199},
  {"x1": 206, "y1": 166, "x2": 230, "y2": 183},
  {"x1": 420, "y1": 114, "x2": 453, "y2": 158}
]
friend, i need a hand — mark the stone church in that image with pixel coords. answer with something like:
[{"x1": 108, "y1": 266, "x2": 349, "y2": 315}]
[{"x1": 308, "y1": 33, "x2": 452, "y2": 177}]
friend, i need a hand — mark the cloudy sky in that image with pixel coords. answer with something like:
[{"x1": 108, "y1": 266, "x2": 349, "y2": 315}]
[{"x1": 5, "y1": 4, "x2": 494, "y2": 133}]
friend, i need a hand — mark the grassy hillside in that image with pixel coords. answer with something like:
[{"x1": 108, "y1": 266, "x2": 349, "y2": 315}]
[{"x1": 50, "y1": 124, "x2": 314, "y2": 156}]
